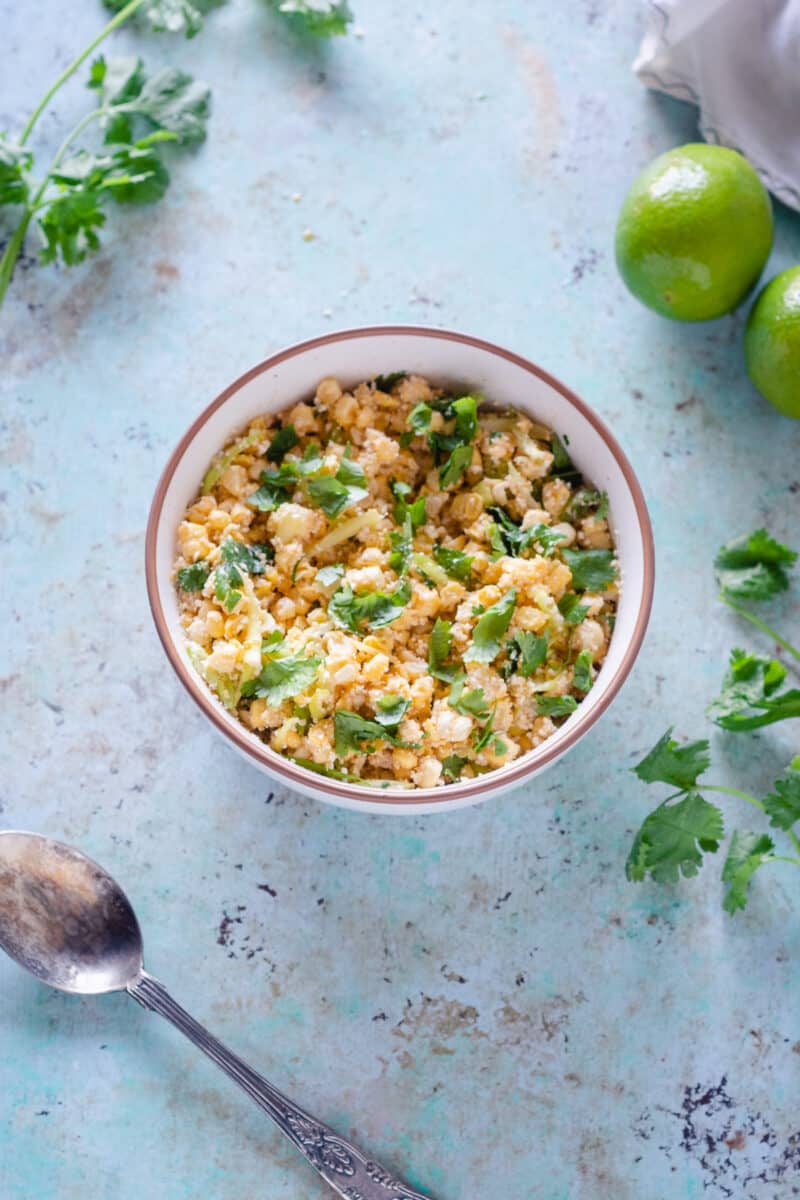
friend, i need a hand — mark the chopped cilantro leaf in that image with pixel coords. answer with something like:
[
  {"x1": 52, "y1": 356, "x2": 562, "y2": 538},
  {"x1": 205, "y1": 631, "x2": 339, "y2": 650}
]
[
  {"x1": 266, "y1": 424, "x2": 299, "y2": 464},
  {"x1": 389, "y1": 514, "x2": 414, "y2": 577},
  {"x1": 487, "y1": 507, "x2": 564, "y2": 559},
  {"x1": 714, "y1": 529, "x2": 797, "y2": 601},
  {"x1": 213, "y1": 539, "x2": 272, "y2": 611},
  {"x1": 432, "y1": 545, "x2": 473, "y2": 582},
  {"x1": 442, "y1": 754, "x2": 469, "y2": 782},
  {"x1": 407, "y1": 402, "x2": 433, "y2": 435},
  {"x1": 503, "y1": 631, "x2": 548, "y2": 679},
  {"x1": 177, "y1": 562, "x2": 209, "y2": 591},
  {"x1": 328, "y1": 581, "x2": 411, "y2": 632},
  {"x1": 564, "y1": 487, "x2": 608, "y2": 522},
  {"x1": 550, "y1": 432, "x2": 579, "y2": 480},
  {"x1": 558, "y1": 592, "x2": 589, "y2": 624},
  {"x1": 722, "y1": 831, "x2": 775, "y2": 914},
  {"x1": 439, "y1": 443, "x2": 473, "y2": 489},
  {"x1": 307, "y1": 449, "x2": 368, "y2": 517},
  {"x1": 626, "y1": 792, "x2": 724, "y2": 884},
  {"x1": 389, "y1": 480, "x2": 427, "y2": 531},
  {"x1": 536, "y1": 695, "x2": 578, "y2": 717},
  {"x1": 448, "y1": 677, "x2": 490, "y2": 720},
  {"x1": 452, "y1": 394, "x2": 480, "y2": 443},
  {"x1": 334, "y1": 708, "x2": 416, "y2": 757},
  {"x1": 562, "y1": 548, "x2": 617, "y2": 591},
  {"x1": 240, "y1": 653, "x2": 322, "y2": 705},
  {"x1": 428, "y1": 618, "x2": 458, "y2": 682},
  {"x1": 464, "y1": 589, "x2": 517, "y2": 664},
  {"x1": 763, "y1": 757, "x2": 800, "y2": 831},
  {"x1": 633, "y1": 728, "x2": 711, "y2": 789},
  {"x1": 706, "y1": 649, "x2": 800, "y2": 731},
  {"x1": 374, "y1": 372, "x2": 407, "y2": 391},
  {"x1": 572, "y1": 650, "x2": 593, "y2": 693},
  {"x1": 375, "y1": 694, "x2": 410, "y2": 728},
  {"x1": 316, "y1": 564, "x2": 344, "y2": 588},
  {"x1": 473, "y1": 706, "x2": 498, "y2": 752}
]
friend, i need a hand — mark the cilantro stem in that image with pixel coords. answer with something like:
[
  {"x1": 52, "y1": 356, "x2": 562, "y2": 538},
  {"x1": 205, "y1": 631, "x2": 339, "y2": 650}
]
[
  {"x1": 19, "y1": 0, "x2": 147, "y2": 145},
  {"x1": 720, "y1": 592, "x2": 800, "y2": 664},
  {"x1": 764, "y1": 855, "x2": 800, "y2": 868},
  {"x1": 0, "y1": 212, "x2": 32, "y2": 307},
  {"x1": 702, "y1": 784, "x2": 765, "y2": 812}
]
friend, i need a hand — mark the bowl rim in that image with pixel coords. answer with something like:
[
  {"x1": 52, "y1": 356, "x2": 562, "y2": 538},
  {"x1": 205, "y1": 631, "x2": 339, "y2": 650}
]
[{"x1": 145, "y1": 324, "x2": 655, "y2": 808}]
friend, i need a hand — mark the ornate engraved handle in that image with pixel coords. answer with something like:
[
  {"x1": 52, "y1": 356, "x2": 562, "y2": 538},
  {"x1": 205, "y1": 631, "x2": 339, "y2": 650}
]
[{"x1": 128, "y1": 972, "x2": 431, "y2": 1200}]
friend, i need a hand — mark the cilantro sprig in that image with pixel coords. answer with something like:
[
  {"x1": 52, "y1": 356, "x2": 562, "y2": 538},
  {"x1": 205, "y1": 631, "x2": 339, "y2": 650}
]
[
  {"x1": 627, "y1": 529, "x2": 800, "y2": 915},
  {"x1": 0, "y1": 0, "x2": 352, "y2": 307}
]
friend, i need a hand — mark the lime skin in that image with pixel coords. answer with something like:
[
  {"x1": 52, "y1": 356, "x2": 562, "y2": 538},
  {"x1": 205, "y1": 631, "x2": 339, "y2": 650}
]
[
  {"x1": 744, "y1": 266, "x2": 800, "y2": 419},
  {"x1": 615, "y1": 143, "x2": 774, "y2": 321}
]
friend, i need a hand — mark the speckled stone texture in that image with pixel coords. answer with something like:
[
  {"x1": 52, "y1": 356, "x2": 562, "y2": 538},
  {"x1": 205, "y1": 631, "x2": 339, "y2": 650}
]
[{"x1": 1, "y1": 2, "x2": 799, "y2": 1198}]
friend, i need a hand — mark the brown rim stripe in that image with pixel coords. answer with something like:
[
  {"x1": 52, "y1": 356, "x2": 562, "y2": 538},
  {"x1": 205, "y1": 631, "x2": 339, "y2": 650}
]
[{"x1": 145, "y1": 326, "x2": 655, "y2": 807}]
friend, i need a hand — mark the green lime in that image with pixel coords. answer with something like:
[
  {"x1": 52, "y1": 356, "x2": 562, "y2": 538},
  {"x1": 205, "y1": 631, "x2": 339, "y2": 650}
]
[
  {"x1": 615, "y1": 143, "x2": 773, "y2": 321},
  {"x1": 744, "y1": 266, "x2": 800, "y2": 419}
]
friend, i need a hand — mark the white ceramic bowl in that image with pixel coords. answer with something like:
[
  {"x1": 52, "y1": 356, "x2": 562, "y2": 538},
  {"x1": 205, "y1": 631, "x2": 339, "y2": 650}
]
[{"x1": 146, "y1": 326, "x2": 654, "y2": 815}]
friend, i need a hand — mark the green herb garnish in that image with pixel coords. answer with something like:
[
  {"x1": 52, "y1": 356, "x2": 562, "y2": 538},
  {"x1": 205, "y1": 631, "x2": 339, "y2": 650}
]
[
  {"x1": 177, "y1": 562, "x2": 210, "y2": 591},
  {"x1": 464, "y1": 589, "x2": 517, "y2": 664},
  {"x1": 562, "y1": 548, "x2": 617, "y2": 591},
  {"x1": 328, "y1": 581, "x2": 411, "y2": 632}
]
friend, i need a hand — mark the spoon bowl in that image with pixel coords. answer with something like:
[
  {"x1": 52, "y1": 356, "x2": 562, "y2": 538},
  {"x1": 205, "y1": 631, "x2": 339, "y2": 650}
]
[
  {"x1": 0, "y1": 831, "x2": 143, "y2": 995},
  {"x1": 0, "y1": 830, "x2": 431, "y2": 1200}
]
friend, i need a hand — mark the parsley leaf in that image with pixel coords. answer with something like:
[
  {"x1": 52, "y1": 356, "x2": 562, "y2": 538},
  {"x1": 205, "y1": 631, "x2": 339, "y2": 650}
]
[
  {"x1": 504, "y1": 631, "x2": 548, "y2": 678},
  {"x1": 270, "y1": 0, "x2": 353, "y2": 37},
  {"x1": 706, "y1": 649, "x2": 800, "y2": 731},
  {"x1": 428, "y1": 618, "x2": 458, "y2": 682},
  {"x1": 241, "y1": 653, "x2": 322, "y2": 705},
  {"x1": 442, "y1": 754, "x2": 469, "y2": 782},
  {"x1": 439, "y1": 443, "x2": 473, "y2": 489},
  {"x1": 572, "y1": 650, "x2": 593, "y2": 693},
  {"x1": 633, "y1": 728, "x2": 711, "y2": 789},
  {"x1": 626, "y1": 792, "x2": 724, "y2": 884},
  {"x1": 714, "y1": 529, "x2": 797, "y2": 601},
  {"x1": 177, "y1": 562, "x2": 210, "y2": 591},
  {"x1": 722, "y1": 831, "x2": 775, "y2": 914},
  {"x1": 464, "y1": 589, "x2": 517, "y2": 664},
  {"x1": 536, "y1": 695, "x2": 578, "y2": 717},
  {"x1": 562, "y1": 548, "x2": 617, "y2": 591},
  {"x1": 432, "y1": 545, "x2": 473, "y2": 582},
  {"x1": 266, "y1": 424, "x2": 299, "y2": 464},
  {"x1": 328, "y1": 581, "x2": 410, "y2": 632},
  {"x1": 558, "y1": 592, "x2": 589, "y2": 625},
  {"x1": 762, "y1": 757, "x2": 800, "y2": 831},
  {"x1": 448, "y1": 677, "x2": 490, "y2": 720}
]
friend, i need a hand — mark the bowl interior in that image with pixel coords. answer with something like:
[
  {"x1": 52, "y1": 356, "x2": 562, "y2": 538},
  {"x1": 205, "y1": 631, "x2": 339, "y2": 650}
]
[{"x1": 148, "y1": 327, "x2": 653, "y2": 811}]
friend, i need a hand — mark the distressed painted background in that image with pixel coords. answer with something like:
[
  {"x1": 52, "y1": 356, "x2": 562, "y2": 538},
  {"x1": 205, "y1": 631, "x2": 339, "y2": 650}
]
[{"x1": 2, "y1": 2, "x2": 799, "y2": 1197}]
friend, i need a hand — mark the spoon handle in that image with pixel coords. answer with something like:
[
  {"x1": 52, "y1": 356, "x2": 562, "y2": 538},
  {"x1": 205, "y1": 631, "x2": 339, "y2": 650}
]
[{"x1": 128, "y1": 971, "x2": 431, "y2": 1200}]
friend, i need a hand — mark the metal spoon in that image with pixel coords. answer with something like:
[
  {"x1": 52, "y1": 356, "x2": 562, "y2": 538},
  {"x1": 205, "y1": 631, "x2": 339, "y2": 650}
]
[{"x1": 0, "y1": 831, "x2": 430, "y2": 1200}]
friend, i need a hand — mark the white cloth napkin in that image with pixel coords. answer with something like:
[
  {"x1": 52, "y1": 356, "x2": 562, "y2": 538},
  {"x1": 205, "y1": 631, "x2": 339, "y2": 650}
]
[{"x1": 634, "y1": 0, "x2": 800, "y2": 211}]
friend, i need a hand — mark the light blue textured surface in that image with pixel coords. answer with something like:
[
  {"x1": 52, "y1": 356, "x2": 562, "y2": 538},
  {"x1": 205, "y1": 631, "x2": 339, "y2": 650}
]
[{"x1": 2, "y1": 3, "x2": 800, "y2": 1198}]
